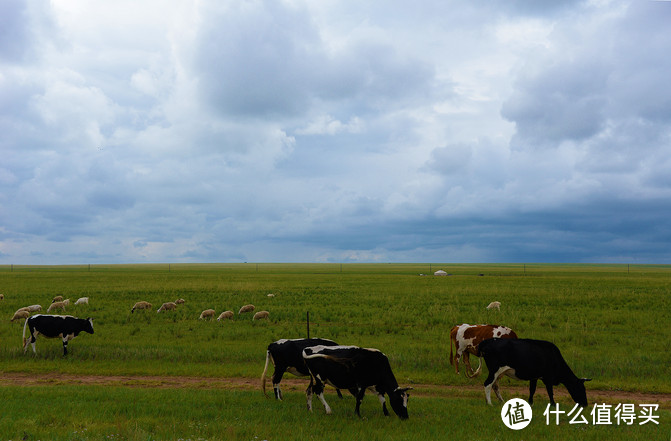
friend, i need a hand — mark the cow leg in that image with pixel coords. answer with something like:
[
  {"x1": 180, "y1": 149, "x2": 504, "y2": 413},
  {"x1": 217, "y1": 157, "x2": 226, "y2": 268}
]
[
  {"x1": 355, "y1": 387, "x2": 366, "y2": 418},
  {"x1": 62, "y1": 337, "x2": 69, "y2": 356},
  {"x1": 544, "y1": 382, "x2": 555, "y2": 406},
  {"x1": 306, "y1": 379, "x2": 313, "y2": 411},
  {"x1": 312, "y1": 378, "x2": 331, "y2": 414},
  {"x1": 378, "y1": 393, "x2": 389, "y2": 416},
  {"x1": 272, "y1": 368, "x2": 285, "y2": 400},
  {"x1": 484, "y1": 366, "x2": 509, "y2": 405},
  {"x1": 336, "y1": 388, "x2": 344, "y2": 399},
  {"x1": 463, "y1": 352, "x2": 474, "y2": 377},
  {"x1": 529, "y1": 380, "x2": 538, "y2": 405}
]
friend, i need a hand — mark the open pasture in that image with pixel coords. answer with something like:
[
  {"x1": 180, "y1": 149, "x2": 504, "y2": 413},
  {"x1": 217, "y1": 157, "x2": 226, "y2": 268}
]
[{"x1": 0, "y1": 263, "x2": 669, "y2": 440}]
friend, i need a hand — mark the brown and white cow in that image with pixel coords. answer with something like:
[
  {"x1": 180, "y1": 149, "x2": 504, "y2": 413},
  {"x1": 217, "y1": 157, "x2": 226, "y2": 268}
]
[{"x1": 449, "y1": 323, "x2": 518, "y2": 378}]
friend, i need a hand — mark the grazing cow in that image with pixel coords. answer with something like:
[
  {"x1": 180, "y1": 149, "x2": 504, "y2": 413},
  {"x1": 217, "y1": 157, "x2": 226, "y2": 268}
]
[
  {"x1": 261, "y1": 338, "x2": 341, "y2": 400},
  {"x1": 253, "y1": 310, "x2": 269, "y2": 320},
  {"x1": 449, "y1": 323, "x2": 518, "y2": 378},
  {"x1": 23, "y1": 314, "x2": 94, "y2": 356},
  {"x1": 199, "y1": 309, "x2": 216, "y2": 320},
  {"x1": 131, "y1": 301, "x2": 152, "y2": 313},
  {"x1": 157, "y1": 302, "x2": 177, "y2": 313},
  {"x1": 478, "y1": 338, "x2": 590, "y2": 407},
  {"x1": 486, "y1": 301, "x2": 501, "y2": 310},
  {"x1": 75, "y1": 297, "x2": 89, "y2": 305},
  {"x1": 217, "y1": 310, "x2": 234, "y2": 321},
  {"x1": 302, "y1": 345, "x2": 412, "y2": 419},
  {"x1": 47, "y1": 301, "x2": 66, "y2": 313},
  {"x1": 238, "y1": 304, "x2": 255, "y2": 314}
]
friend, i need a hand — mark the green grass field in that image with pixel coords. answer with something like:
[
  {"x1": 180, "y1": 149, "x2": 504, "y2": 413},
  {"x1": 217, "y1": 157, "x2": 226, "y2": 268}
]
[{"x1": 0, "y1": 263, "x2": 669, "y2": 440}]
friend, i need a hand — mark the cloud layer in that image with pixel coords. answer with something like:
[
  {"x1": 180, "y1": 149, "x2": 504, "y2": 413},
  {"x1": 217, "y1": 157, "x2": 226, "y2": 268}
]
[{"x1": 2, "y1": 0, "x2": 671, "y2": 264}]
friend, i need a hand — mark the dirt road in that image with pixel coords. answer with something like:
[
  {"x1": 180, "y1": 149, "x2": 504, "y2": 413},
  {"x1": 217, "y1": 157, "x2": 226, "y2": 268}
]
[{"x1": 1, "y1": 372, "x2": 669, "y2": 408}]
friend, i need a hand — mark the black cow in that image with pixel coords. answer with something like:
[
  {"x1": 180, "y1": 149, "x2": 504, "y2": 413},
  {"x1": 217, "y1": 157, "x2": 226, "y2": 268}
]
[
  {"x1": 478, "y1": 338, "x2": 590, "y2": 407},
  {"x1": 23, "y1": 314, "x2": 94, "y2": 356},
  {"x1": 261, "y1": 338, "x2": 342, "y2": 400},
  {"x1": 302, "y1": 345, "x2": 412, "y2": 419}
]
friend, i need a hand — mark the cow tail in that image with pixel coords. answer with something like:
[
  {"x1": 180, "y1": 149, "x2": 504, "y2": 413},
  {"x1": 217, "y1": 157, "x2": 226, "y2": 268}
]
[
  {"x1": 261, "y1": 350, "x2": 271, "y2": 398},
  {"x1": 449, "y1": 335, "x2": 455, "y2": 368},
  {"x1": 22, "y1": 316, "x2": 29, "y2": 348},
  {"x1": 467, "y1": 357, "x2": 483, "y2": 378}
]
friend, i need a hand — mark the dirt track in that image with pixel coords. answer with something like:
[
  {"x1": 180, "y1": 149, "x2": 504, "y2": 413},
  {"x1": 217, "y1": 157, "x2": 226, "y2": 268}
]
[{"x1": 1, "y1": 372, "x2": 669, "y2": 408}]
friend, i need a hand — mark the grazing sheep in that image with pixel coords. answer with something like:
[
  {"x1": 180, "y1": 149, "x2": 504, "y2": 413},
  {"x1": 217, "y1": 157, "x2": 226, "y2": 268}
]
[
  {"x1": 131, "y1": 301, "x2": 152, "y2": 313},
  {"x1": 157, "y1": 302, "x2": 177, "y2": 313},
  {"x1": 253, "y1": 310, "x2": 270, "y2": 321},
  {"x1": 47, "y1": 301, "x2": 66, "y2": 313},
  {"x1": 75, "y1": 297, "x2": 89, "y2": 305},
  {"x1": 62, "y1": 299, "x2": 71, "y2": 307},
  {"x1": 25, "y1": 305, "x2": 42, "y2": 312},
  {"x1": 52, "y1": 295, "x2": 63, "y2": 303},
  {"x1": 217, "y1": 310, "x2": 234, "y2": 321},
  {"x1": 175, "y1": 299, "x2": 185, "y2": 304},
  {"x1": 199, "y1": 309, "x2": 216, "y2": 320},
  {"x1": 0, "y1": 293, "x2": 4, "y2": 300},
  {"x1": 11, "y1": 309, "x2": 31, "y2": 322},
  {"x1": 238, "y1": 304, "x2": 255, "y2": 314},
  {"x1": 267, "y1": 293, "x2": 275, "y2": 298},
  {"x1": 486, "y1": 301, "x2": 501, "y2": 311}
]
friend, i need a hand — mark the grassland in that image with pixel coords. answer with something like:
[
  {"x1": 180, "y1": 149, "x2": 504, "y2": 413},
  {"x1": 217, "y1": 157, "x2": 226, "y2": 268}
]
[{"x1": 0, "y1": 263, "x2": 669, "y2": 440}]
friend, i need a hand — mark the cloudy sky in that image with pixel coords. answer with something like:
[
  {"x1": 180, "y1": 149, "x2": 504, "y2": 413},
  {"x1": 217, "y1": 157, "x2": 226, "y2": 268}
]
[{"x1": 2, "y1": 0, "x2": 671, "y2": 265}]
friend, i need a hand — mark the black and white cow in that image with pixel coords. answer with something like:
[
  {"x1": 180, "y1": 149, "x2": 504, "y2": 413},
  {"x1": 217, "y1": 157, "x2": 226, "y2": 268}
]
[
  {"x1": 261, "y1": 338, "x2": 342, "y2": 400},
  {"x1": 478, "y1": 338, "x2": 590, "y2": 407},
  {"x1": 23, "y1": 314, "x2": 94, "y2": 356},
  {"x1": 302, "y1": 345, "x2": 412, "y2": 419}
]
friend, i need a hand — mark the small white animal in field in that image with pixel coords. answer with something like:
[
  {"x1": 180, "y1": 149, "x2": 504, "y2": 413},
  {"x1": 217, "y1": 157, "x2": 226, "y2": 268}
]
[
  {"x1": 11, "y1": 309, "x2": 30, "y2": 321},
  {"x1": 47, "y1": 301, "x2": 66, "y2": 312},
  {"x1": 253, "y1": 310, "x2": 269, "y2": 321},
  {"x1": 131, "y1": 301, "x2": 152, "y2": 313},
  {"x1": 486, "y1": 301, "x2": 501, "y2": 310},
  {"x1": 0, "y1": 293, "x2": 4, "y2": 300},
  {"x1": 199, "y1": 309, "x2": 216, "y2": 320},
  {"x1": 175, "y1": 299, "x2": 185, "y2": 304},
  {"x1": 52, "y1": 296, "x2": 63, "y2": 303},
  {"x1": 267, "y1": 293, "x2": 275, "y2": 298},
  {"x1": 62, "y1": 299, "x2": 71, "y2": 307},
  {"x1": 75, "y1": 297, "x2": 89, "y2": 305},
  {"x1": 238, "y1": 304, "x2": 255, "y2": 314},
  {"x1": 157, "y1": 302, "x2": 177, "y2": 313},
  {"x1": 217, "y1": 310, "x2": 234, "y2": 321},
  {"x1": 25, "y1": 305, "x2": 42, "y2": 312}
]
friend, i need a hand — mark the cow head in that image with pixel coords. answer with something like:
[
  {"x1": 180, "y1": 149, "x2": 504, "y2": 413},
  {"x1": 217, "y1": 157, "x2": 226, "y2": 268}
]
[
  {"x1": 85, "y1": 318, "x2": 94, "y2": 334},
  {"x1": 567, "y1": 378, "x2": 591, "y2": 407},
  {"x1": 388, "y1": 387, "x2": 412, "y2": 419}
]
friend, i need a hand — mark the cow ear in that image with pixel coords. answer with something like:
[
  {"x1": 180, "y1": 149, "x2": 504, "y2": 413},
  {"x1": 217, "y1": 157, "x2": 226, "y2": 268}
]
[
  {"x1": 580, "y1": 378, "x2": 592, "y2": 383},
  {"x1": 398, "y1": 387, "x2": 413, "y2": 393}
]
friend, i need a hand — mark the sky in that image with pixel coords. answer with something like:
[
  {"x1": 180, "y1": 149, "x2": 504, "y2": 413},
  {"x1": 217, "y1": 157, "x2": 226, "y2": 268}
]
[{"x1": 2, "y1": 0, "x2": 671, "y2": 265}]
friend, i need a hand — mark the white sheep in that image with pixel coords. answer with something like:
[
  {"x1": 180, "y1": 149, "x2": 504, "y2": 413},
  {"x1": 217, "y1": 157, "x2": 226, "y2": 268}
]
[
  {"x1": 217, "y1": 310, "x2": 234, "y2": 321},
  {"x1": 25, "y1": 305, "x2": 42, "y2": 312},
  {"x1": 75, "y1": 297, "x2": 89, "y2": 305},
  {"x1": 199, "y1": 309, "x2": 216, "y2": 320},
  {"x1": 238, "y1": 304, "x2": 255, "y2": 314},
  {"x1": 157, "y1": 302, "x2": 177, "y2": 313},
  {"x1": 175, "y1": 298, "x2": 185, "y2": 304},
  {"x1": 131, "y1": 301, "x2": 152, "y2": 313},
  {"x1": 52, "y1": 295, "x2": 63, "y2": 303},
  {"x1": 486, "y1": 301, "x2": 501, "y2": 310},
  {"x1": 252, "y1": 310, "x2": 269, "y2": 321}
]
